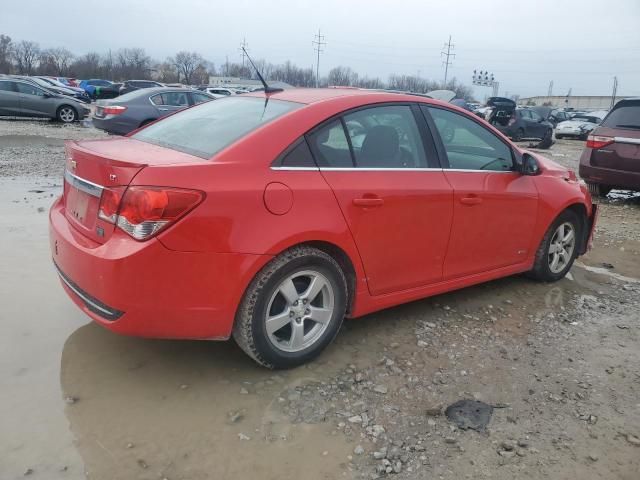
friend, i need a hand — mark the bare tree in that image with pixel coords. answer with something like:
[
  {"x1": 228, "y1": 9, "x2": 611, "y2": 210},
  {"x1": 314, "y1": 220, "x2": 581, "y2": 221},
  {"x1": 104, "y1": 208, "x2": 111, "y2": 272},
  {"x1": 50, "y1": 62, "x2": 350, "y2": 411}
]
[
  {"x1": 46, "y1": 47, "x2": 74, "y2": 75},
  {"x1": 328, "y1": 66, "x2": 357, "y2": 86},
  {"x1": 0, "y1": 34, "x2": 12, "y2": 73},
  {"x1": 13, "y1": 40, "x2": 40, "y2": 75},
  {"x1": 170, "y1": 51, "x2": 204, "y2": 84},
  {"x1": 154, "y1": 61, "x2": 180, "y2": 83},
  {"x1": 115, "y1": 48, "x2": 151, "y2": 80}
]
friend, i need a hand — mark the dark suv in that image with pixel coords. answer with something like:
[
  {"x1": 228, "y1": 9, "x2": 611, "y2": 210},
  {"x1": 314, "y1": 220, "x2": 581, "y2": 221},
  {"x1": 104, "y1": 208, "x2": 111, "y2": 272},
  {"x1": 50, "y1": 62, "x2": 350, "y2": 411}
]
[
  {"x1": 579, "y1": 98, "x2": 640, "y2": 197},
  {"x1": 485, "y1": 97, "x2": 553, "y2": 149},
  {"x1": 119, "y1": 80, "x2": 164, "y2": 96}
]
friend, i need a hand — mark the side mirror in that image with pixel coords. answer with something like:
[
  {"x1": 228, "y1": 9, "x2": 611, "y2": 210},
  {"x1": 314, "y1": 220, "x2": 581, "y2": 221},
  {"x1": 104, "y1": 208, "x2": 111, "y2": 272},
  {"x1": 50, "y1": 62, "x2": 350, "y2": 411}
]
[{"x1": 521, "y1": 153, "x2": 540, "y2": 175}]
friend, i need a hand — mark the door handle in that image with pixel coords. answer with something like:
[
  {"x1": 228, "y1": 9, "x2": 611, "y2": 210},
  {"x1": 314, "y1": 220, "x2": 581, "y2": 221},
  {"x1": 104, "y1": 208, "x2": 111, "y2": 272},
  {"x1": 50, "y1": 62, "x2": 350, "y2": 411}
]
[
  {"x1": 353, "y1": 197, "x2": 384, "y2": 207},
  {"x1": 158, "y1": 108, "x2": 171, "y2": 111},
  {"x1": 460, "y1": 195, "x2": 482, "y2": 206}
]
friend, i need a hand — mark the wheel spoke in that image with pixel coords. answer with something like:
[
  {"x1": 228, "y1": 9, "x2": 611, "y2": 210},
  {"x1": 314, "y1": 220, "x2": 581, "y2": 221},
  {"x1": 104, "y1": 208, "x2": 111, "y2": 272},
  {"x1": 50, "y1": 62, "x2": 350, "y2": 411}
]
[
  {"x1": 549, "y1": 253, "x2": 560, "y2": 271},
  {"x1": 303, "y1": 275, "x2": 327, "y2": 303},
  {"x1": 265, "y1": 310, "x2": 291, "y2": 335},
  {"x1": 549, "y1": 243, "x2": 559, "y2": 254},
  {"x1": 279, "y1": 278, "x2": 299, "y2": 305},
  {"x1": 289, "y1": 322, "x2": 305, "y2": 350},
  {"x1": 562, "y1": 228, "x2": 574, "y2": 245},
  {"x1": 308, "y1": 306, "x2": 332, "y2": 325}
]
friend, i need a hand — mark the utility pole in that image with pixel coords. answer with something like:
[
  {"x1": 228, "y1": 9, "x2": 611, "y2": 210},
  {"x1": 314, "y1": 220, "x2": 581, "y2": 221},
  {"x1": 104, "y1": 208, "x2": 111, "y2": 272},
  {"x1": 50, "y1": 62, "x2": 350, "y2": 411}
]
[
  {"x1": 441, "y1": 35, "x2": 455, "y2": 86},
  {"x1": 312, "y1": 29, "x2": 326, "y2": 88},
  {"x1": 610, "y1": 76, "x2": 618, "y2": 109},
  {"x1": 238, "y1": 37, "x2": 249, "y2": 69},
  {"x1": 547, "y1": 80, "x2": 553, "y2": 97}
]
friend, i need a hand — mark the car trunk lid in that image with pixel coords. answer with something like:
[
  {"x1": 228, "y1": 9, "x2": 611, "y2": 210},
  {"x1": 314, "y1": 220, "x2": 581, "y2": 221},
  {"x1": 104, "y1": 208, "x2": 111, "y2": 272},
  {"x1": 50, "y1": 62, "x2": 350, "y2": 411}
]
[{"x1": 63, "y1": 137, "x2": 206, "y2": 243}]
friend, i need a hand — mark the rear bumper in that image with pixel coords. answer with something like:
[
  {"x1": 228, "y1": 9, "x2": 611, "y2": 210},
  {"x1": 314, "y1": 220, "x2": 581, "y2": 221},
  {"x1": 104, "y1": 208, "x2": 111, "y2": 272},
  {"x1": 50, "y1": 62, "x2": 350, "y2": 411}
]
[
  {"x1": 579, "y1": 160, "x2": 640, "y2": 190},
  {"x1": 91, "y1": 116, "x2": 133, "y2": 135},
  {"x1": 49, "y1": 197, "x2": 271, "y2": 339}
]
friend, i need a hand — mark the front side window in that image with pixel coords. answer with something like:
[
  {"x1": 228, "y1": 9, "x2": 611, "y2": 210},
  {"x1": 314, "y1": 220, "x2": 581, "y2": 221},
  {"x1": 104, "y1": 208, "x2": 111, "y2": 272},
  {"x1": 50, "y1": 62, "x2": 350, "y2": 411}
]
[
  {"x1": 426, "y1": 106, "x2": 513, "y2": 172},
  {"x1": 16, "y1": 83, "x2": 45, "y2": 96},
  {"x1": 191, "y1": 92, "x2": 212, "y2": 105},
  {"x1": 151, "y1": 92, "x2": 189, "y2": 106},
  {"x1": 0, "y1": 80, "x2": 16, "y2": 92},
  {"x1": 133, "y1": 96, "x2": 301, "y2": 159}
]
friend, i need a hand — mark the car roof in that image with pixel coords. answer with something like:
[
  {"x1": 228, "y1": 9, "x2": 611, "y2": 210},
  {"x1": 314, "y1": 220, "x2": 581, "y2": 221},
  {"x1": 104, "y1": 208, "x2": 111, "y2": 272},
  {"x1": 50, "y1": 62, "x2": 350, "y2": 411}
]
[{"x1": 243, "y1": 87, "x2": 438, "y2": 105}]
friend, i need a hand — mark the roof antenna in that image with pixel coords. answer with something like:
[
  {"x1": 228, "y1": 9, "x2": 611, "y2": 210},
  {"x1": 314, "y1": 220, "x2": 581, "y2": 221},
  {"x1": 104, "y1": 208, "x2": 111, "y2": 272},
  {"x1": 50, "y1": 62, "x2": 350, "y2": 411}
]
[{"x1": 242, "y1": 47, "x2": 283, "y2": 94}]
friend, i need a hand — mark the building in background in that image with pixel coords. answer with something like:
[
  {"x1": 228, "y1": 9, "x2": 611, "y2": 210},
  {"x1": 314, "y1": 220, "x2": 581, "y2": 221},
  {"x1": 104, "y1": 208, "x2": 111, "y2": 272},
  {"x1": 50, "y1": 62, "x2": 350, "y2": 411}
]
[{"x1": 518, "y1": 95, "x2": 633, "y2": 110}]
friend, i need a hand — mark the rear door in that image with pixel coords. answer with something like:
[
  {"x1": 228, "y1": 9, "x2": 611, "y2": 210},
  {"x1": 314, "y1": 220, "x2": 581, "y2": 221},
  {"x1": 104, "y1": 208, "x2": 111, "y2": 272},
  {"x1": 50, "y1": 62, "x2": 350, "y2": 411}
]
[
  {"x1": 15, "y1": 81, "x2": 53, "y2": 117},
  {"x1": 591, "y1": 101, "x2": 640, "y2": 173},
  {"x1": 149, "y1": 91, "x2": 190, "y2": 118},
  {"x1": 423, "y1": 105, "x2": 538, "y2": 279},
  {"x1": 308, "y1": 104, "x2": 454, "y2": 295},
  {"x1": 0, "y1": 80, "x2": 21, "y2": 115}
]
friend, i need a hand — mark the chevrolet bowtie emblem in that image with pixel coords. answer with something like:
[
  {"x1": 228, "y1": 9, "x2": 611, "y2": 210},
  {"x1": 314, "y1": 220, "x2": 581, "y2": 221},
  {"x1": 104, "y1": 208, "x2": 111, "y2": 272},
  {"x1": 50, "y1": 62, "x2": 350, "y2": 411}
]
[{"x1": 109, "y1": 174, "x2": 117, "y2": 182}]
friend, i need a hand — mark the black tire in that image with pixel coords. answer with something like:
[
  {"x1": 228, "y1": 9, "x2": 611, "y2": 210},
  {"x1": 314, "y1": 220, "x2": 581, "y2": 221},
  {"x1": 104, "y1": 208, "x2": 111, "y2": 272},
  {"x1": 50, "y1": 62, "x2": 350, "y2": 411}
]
[
  {"x1": 556, "y1": 134, "x2": 563, "y2": 140},
  {"x1": 512, "y1": 128, "x2": 524, "y2": 142},
  {"x1": 536, "y1": 128, "x2": 553, "y2": 149},
  {"x1": 586, "y1": 182, "x2": 611, "y2": 198},
  {"x1": 56, "y1": 105, "x2": 78, "y2": 123},
  {"x1": 233, "y1": 246, "x2": 348, "y2": 369},
  {"x1": 527, "y1": 209, "x2": 581, "y2": 282}
]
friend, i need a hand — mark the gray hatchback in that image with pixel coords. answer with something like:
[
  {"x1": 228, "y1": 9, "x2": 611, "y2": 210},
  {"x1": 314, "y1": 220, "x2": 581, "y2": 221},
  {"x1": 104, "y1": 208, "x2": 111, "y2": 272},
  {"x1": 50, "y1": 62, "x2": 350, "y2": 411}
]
[
  {"x1": 92, "y1": 87, "x2": 214, "y2": 135},
  {"x1": 0, "y1": 77, "x2": 90, "y2": 123}
]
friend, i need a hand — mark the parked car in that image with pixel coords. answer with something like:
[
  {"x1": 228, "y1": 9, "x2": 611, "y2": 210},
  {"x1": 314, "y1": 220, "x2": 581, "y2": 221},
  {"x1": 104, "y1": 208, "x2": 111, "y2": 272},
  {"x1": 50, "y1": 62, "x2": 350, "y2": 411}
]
[
  {"x1": 119, "y1": 80, "x2": 164, "y2": 96},
  {"x1": 25, "y1": 76, "x2": 91, "y2": 103},
  {"x1": 579, "y1": 98, "x2": 640, "y2": 197},
  {"x1": 555, "y1": 114, "x2": 603, "y2": 140},
  {"x1": 485, "y1": 98, "x2": 554, "y2": 148},
  {"x1": 531, "y1": 106, "x2": 572, "y2": 127},
  {"x1": 92, "y1": 87, "x2": 214, "y2": 135},
  {"x1": 79, "y1": 79, "x2": 121, "y2": 99},
  {"x1": 53, "y1": 77, "x2": 79, "y2": 88},
  {"x1": 203, "y1": 87, "x2": 241, "y2": 98},
  {"x1": 10, "y1": 75, "x2": 90, "y2": 104},
  {"x1": 50, "y1": 88, "x2": 596, "y2": 368},
  {"x1": 38, "y1": 77, "x2": 91, "y2": 102},
  {"x1": 0, "y1": 77, "x2": 90, "y2": 122}
]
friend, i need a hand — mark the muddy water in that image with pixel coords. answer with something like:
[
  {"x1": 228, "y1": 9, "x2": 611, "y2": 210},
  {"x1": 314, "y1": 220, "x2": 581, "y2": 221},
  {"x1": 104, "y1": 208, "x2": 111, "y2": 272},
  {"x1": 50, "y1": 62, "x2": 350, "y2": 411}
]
[{"x1": 0, "y1": 180, "x2": 354, "y2": 480}]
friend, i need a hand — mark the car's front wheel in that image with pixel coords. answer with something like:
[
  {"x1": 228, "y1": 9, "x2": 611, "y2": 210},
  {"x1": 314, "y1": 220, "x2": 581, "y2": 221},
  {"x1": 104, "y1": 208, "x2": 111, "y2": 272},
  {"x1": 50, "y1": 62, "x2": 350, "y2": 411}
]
[
  {"x1": 233, "y1": 246, "x2": 348, "y2": 368},
  {"x1": 527, "y1": 210, "x2": 581, "y2": 282},
  {"x1": 56, "y1": 106, "x2": 78, "y2": 123}
]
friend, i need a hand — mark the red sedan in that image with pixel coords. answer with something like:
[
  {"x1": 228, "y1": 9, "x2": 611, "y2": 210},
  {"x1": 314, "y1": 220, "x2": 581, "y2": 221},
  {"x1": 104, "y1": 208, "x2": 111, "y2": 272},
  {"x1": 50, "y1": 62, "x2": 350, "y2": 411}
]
[{"x1": 50, "y1": 88, "x2": 597, "y2": 368}]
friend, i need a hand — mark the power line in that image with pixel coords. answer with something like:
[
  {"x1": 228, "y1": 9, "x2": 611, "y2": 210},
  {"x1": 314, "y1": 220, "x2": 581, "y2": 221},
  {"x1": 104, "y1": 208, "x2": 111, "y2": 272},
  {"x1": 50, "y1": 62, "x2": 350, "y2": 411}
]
[
  {"x1": 312, "y1": 28, "x2": 326, "y2": 88},
  {"x1": 441, "y1": 35, "x2": 455, "y2": 85}
]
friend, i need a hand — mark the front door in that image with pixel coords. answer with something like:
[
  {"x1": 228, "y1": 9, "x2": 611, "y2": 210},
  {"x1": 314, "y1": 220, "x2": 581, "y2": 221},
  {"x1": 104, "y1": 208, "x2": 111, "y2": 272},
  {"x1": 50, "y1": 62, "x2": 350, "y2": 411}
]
[
  {"x1": 15, "y1": 81, "x2": 52, "y2": 117},
  {"x1": 307, "y1": 104, "x2": 453, "y2": 296},
  {"x1": 424, "y1": 105, "x2": 538, "y2": 279}
]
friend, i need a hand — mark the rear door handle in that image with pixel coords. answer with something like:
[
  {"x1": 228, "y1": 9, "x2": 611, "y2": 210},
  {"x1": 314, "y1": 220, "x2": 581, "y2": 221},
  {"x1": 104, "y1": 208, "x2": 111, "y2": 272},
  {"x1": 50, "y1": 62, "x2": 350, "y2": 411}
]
[
  {"x1": 353, "y1": 197, "x2": 384, "y2": 207},
  {"x1": 460, "y1": 195, "x2": 482, "y2": 206}
]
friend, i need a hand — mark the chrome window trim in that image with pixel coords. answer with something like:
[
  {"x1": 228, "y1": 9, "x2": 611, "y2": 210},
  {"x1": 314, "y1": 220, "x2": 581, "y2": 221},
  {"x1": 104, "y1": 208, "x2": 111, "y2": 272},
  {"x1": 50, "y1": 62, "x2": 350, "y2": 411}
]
[
  {"x1": 614, "y1": 136, "x2": 640, "y2": 145},
  {"x1": 445, "y1": 168, "x2": 516, "y2": 174},
  {"x1": 64, "y1": 170, "x2": 104, "y2": 197},
  {"x1": 270, "y1": 166, "x2": 516, "y2": 173},
  {"x1": 270, "y1": 166, "x2": 319, "y2": 171}
]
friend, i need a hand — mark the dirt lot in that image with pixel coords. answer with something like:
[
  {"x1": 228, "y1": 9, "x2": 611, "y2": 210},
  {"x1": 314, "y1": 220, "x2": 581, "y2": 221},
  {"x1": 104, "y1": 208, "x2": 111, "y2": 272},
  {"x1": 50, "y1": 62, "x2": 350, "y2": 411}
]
[{"x1": 1, "y1": 119, "x2": 639, "y2": 480}]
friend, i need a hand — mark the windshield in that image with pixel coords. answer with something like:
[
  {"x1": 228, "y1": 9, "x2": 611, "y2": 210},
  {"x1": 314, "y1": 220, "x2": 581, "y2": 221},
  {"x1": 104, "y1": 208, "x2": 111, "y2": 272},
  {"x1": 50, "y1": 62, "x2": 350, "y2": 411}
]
[{"x1": 132, "y1": 96, "x2": 302, "y2": 159}]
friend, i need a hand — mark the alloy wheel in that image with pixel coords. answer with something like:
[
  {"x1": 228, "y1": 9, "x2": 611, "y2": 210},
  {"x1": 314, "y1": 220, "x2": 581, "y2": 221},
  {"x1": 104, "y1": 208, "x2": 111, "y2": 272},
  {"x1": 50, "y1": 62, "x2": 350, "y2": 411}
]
[
  {"x1": 59, "y1": 107, "x2": 76, "y2": 123},
  {"x1": 265, "y1": 270, "x2": 335, "y2": 353},
  {"x1": 548, "y1": 222, "x2": 575, "y2": 273}
]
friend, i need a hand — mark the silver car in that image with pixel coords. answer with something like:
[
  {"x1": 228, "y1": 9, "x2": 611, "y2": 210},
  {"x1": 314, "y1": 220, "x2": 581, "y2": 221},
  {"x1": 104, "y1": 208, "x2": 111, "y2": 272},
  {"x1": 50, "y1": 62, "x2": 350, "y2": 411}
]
[
  {"x1": 0, "y1": 77, "x2": 90, "y2": 123},
  {"x1": 555, "y1": 113, "x2": 605, "y2": 140}
]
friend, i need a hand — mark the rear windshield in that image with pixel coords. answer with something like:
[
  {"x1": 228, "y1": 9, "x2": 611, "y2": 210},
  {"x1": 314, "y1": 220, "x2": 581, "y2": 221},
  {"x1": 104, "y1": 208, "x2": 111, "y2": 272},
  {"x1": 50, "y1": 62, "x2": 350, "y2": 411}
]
[
  {"x1": 601, "y1": 102, "x2": 640, "y2": 129},
  {"x1": 132, "y1": 96, "x2": 301, "y2": 159}
]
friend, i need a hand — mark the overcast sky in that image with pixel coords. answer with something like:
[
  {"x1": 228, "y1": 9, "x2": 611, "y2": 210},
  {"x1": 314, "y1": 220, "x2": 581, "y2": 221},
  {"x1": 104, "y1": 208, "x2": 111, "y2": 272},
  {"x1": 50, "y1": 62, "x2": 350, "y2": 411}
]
[{"x1": 2, "y1": 0, "x2": 639, "y2": 99}]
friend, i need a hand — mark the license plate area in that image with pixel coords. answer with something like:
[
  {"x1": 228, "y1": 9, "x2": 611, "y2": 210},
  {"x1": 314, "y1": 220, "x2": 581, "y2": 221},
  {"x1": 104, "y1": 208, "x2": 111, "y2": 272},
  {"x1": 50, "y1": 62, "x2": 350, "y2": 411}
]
[{"x1": 67, "y1": 186, "x2": 90, "y2": 223}]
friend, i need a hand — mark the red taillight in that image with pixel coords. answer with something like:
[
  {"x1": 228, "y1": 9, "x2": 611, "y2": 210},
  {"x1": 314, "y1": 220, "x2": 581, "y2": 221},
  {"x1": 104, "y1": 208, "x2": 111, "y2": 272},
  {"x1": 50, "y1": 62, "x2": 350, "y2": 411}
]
[
  {"x1": 586, "y1": 135, "x2": 614, "y2": 149},
  {"x1": 114, "y1": 186, "x2": 204, "y2": 240},
  {"x1": 98, "y1": 187, "x2": 125, "y2": 223},
  {"x1": 102, "y1": 105, "x2": 127, "y2": 115}
]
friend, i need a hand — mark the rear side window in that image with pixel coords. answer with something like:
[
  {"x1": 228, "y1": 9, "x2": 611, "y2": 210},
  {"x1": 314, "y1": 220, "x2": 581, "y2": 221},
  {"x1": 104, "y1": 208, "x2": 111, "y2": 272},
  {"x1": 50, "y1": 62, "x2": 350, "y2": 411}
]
[
  {"x1": 279, "y1": 139, "x2": 316, "y2": 167},
  {"x1": 133, "y1": 96, "x2": 301, "y2": 159},
  {"x1": 601, "y1": 102, "x2": 640, "y2": 129},
  {"x1": 307, "y1": 120, "x2": 354, "y2": 167},
  {"x1": 150, "y1": 92, "x2": 189, "y2": 106},
  {"x1": 191, "y1": 92, "x2": 212, "y2": 105}
]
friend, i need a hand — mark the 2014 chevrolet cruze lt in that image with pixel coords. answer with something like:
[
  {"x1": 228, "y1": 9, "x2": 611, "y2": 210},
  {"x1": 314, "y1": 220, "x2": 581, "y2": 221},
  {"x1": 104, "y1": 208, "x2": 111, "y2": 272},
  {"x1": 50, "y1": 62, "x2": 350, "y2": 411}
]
[{"x1": 50, "y1": 88, "x2": 597, "y2": 368}]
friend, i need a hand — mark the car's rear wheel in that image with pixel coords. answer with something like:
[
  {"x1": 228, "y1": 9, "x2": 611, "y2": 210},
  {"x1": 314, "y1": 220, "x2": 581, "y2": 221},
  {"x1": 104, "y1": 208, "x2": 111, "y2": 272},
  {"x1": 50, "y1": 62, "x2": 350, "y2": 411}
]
[
  {"x1": 556, "y1": 134, "x2": 563, "y2": 140},
  {"x1": 527, "y1": 210, "x2": 581, "y2": 282},
  {"x1": 586, "y1": 182, "x2": 611, "y2": 198},
  {"x1": 512, "y1": 128, "x2": 524, "y2": 142},
  {"x1": 233, "y1": 246, "x2": 347, "y2": 368},
  {"x1": 537, "y1": 128, "x2": 553, "y2": 149},
  {"x1": 56, "y1": 106, "x2": 77, "y2": 123}
]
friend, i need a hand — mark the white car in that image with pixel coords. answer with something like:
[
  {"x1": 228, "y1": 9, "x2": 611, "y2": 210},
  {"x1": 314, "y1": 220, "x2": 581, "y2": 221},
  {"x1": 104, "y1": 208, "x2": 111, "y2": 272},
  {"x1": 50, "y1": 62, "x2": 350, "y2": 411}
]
[
  {"x1": 204, "y1": 87, "x2": 242, "y2": 98},
  {"x1": 555, "y1": 114, "x2": 603, "y2": 140}
]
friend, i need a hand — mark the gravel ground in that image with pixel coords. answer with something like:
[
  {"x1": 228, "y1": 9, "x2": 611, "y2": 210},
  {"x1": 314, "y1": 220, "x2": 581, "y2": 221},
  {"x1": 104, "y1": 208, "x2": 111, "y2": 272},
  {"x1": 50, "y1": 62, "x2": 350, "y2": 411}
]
[{"x1": 1, "y1": 119, "x2": 639, "y2": 480}]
